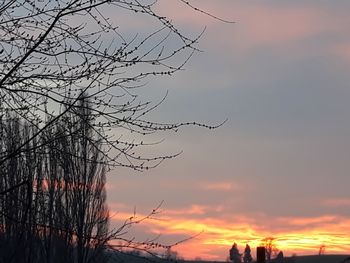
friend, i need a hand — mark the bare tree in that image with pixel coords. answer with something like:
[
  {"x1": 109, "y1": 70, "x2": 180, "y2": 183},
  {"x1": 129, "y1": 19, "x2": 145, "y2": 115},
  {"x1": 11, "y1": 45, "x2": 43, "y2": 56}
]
[
  {"x1": 0, "y1": 0, "x2": 231, "y2": 261},
  {"x1": 0, "y1": 0, "x2": 227, "y2": 169},
  {"x1": 0, "y1": 95, "x2": 207, "y2": 263},
  {"x1": 0, "y1": 115, "x2": 42, "y2": 263},
  {"x1": 318, "y1": 244, "x2": 326, "y2": 256},
  {"x1": 54, "y1": 96, "x2": 109, "y2": 263},
  {"x1": 0, "y1": 104, "x2": 110, "y2": 263},
  {"x1": 261, "y1": 237, "x2": 279, "y2": 261}
]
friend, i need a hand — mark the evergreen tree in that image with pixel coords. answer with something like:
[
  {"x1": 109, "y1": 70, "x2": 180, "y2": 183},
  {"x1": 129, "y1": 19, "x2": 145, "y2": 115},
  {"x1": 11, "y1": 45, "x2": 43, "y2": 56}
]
[
  {"x1": 243, "y1": 244, "x2": 253, "y2": 263},
  {"x1": 229, "y1": 243, "x2": 242, "y2": 263}
]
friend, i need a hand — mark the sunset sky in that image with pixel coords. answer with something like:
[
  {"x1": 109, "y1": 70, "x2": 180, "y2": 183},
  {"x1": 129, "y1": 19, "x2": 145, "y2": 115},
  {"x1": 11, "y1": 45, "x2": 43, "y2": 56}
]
[{"x1": 107, "y1": 1, "x2": 350, "y2": 260}]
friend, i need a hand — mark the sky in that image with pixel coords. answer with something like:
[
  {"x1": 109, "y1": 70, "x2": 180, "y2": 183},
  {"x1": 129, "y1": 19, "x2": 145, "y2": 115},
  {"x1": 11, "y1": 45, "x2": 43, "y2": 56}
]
[{"x1": 106, "y1": 1, "x2": 350, "y2": 260}]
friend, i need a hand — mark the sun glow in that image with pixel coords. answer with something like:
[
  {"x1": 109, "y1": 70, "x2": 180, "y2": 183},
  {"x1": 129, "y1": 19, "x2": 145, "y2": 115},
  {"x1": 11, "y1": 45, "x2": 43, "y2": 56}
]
[{"x1": 110, "y1": 209, "x2": 350, "y2": 260}]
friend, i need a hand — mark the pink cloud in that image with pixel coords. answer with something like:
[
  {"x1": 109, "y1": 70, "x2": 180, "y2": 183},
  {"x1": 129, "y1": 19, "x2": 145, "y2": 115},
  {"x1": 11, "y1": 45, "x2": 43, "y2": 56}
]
[
  {"x1": 157, "y1": 2, "x2": 350, "y2": 54},
  {"x1": 198, "y1": 181, "x2": 239, "y2": 191},
  {"x1": 154, "y1": 1, "x2": 233, "y2": 27},
  {"x1": 235, "y1": 6, "x2": 328, "y2": 47},
  {"x1": 155, "y1": 2, "x2": 328, "y2": 46},
  {"x1": 322, "y1": 198, "x2": 350, "y2": 207}
]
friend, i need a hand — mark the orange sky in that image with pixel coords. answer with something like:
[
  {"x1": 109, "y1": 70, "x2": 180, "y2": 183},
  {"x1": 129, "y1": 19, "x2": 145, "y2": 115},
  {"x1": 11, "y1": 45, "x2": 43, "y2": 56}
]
[{"x1": 110, "y1": 208, "x2": 350, "y2": 260}]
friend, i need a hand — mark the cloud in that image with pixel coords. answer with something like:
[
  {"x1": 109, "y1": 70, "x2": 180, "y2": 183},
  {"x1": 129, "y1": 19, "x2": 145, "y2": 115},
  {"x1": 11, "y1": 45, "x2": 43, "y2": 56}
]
[
  {"x1": 198, "y1": 181, "x2": 239, "y2": 192},
  {"x1": 330, "y1": 42, "x2": 350, "y2": 64},
  {"x1": 234, "y1": 6, "x2": 327, "y2": 47},
  {"x1": 276, "y1": 215, "x2": 338, "y2": 227},
  {"x1": 102, "y1": 1, "x2": 350, "y2": 261},
  {"x1": 322, "y1": 198, "x2": 350, "y2": 208},
  {"x1": 109, "y1": 207, "x2": 350, "y2": 260},
  {"x1": 163, "y1": 204, "x2": 224, "y2": 216},
  {"x1": 153, "y1": 2, "x2": 328, "y2": 49},
  {"x1": 154, "y1": 1, "x2": 232, "y2": 28},
  {"x1": 175, "y1": 2, "x2": 350, "y2": 55}
]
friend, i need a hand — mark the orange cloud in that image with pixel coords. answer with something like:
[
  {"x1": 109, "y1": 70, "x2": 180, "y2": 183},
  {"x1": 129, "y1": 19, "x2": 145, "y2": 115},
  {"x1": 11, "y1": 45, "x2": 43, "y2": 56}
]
[
  {"x1": 276, "y1": 215, "x2": 338, "y2": 227},
  {"x1": 165, "y1": 205, "x2": 223, "y2": 217},
  {"x1": 109, "y1": 209, "x2": 350, "y2": 260}
]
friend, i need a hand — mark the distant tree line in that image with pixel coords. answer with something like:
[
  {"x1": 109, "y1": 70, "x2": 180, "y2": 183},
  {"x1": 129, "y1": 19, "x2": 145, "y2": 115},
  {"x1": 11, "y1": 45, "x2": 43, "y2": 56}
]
[{"x1": 229, "y1": 239, "x2": 285, "y2": 263}]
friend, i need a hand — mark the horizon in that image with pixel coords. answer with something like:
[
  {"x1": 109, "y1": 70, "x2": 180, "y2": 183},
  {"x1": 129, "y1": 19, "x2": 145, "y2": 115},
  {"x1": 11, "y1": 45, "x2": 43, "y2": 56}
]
[{"x1": 110, "y1": 210, "x2": 350, "y2": 260}]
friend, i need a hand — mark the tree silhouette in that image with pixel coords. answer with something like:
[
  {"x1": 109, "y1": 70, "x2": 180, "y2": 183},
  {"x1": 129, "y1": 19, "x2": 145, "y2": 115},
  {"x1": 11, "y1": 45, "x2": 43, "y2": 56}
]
[
  {"x1": 0, "y1": 97, "x2": 109, "y2": 263},
  {"x1": 0, "y1": 0, "x2": 227, "y2": 170},
  {"x1": 229, "y1": 242, "x2": 242, "y2": 263},
  {"x1": 319, "y1": 244, "x2": 326, "y2": 255},
  {"x1": 44, "y1": 96, "x2": 109, "y2": 263},
  {"x1": 0, "y1": 0, "x2": 231, "y2": 261},
  {"x1": 243, "y1": 244, "x2": 253, "y2": 263},
  {"x1": 261, "y1": 237, "x2": 278, "y2": 261}
]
